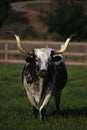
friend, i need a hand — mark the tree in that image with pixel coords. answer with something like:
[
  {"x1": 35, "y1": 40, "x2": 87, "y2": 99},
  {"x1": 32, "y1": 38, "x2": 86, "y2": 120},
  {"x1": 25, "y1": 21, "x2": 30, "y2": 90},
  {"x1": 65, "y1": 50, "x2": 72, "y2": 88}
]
[
  {"x1": 0, "y1": 0, "x2": 10, "y2": 27},
  {"x1": 40, "y1": 2, "x2": 87, "y2": 40},
  {"x1": 0, "y1": 0, "x2": 27, "y2": 28},
  {"x1": 50, "y1": 0, "x2": 74, "y2": 7}
]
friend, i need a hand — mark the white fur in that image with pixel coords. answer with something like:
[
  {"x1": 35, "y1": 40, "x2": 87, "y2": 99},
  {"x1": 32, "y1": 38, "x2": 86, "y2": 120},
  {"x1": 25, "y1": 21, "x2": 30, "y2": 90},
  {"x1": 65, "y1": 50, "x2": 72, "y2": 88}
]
[
  {"x1": 34, "y1": 48, "x2": 53, "y2": 70},
  {"x1": 24, "y1": 76, "x2": 44, "y2": 108}
]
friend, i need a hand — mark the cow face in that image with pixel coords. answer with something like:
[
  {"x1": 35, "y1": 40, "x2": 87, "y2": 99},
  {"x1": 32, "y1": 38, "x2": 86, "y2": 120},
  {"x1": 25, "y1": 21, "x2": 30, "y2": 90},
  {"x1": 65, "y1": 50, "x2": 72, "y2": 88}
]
[
  {"x1": 26, "y1": 48, "x2": 63, "y2": 78},
  {"x1": 34, "y1": 48, "x2": 52, "y2": 78}
]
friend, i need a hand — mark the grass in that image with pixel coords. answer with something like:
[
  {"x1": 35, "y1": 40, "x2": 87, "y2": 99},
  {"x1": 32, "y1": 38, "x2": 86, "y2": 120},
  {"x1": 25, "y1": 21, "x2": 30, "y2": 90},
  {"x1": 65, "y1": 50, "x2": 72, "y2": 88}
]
[{"x1": 0, "y1": 65, "x2": 87, "y2": 130}]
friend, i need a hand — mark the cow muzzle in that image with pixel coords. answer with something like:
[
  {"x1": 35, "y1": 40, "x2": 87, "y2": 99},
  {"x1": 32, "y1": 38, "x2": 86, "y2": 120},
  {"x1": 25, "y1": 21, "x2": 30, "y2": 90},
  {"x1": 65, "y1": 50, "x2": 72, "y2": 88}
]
[{"x1": 39, "y1": 70, "x2": 48, "y2": 78}]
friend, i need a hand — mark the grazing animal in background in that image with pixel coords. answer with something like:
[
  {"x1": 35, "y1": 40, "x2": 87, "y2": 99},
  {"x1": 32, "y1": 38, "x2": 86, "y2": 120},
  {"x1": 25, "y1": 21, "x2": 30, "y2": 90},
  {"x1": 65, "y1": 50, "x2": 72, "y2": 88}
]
[{"x1": 10, "y1": 32, "x2": 74, "y2": 121}]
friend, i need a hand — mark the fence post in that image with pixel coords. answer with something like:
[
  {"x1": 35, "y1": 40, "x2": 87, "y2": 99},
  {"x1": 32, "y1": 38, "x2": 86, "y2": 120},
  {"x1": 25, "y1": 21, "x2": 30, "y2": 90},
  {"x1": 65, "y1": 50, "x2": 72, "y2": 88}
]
[
  {"x1": 5, "y1": 43, "x2": 8, "y2": 65},
  {"x1": 86, "y1": 45, "x2": 87, "y2": 65}
]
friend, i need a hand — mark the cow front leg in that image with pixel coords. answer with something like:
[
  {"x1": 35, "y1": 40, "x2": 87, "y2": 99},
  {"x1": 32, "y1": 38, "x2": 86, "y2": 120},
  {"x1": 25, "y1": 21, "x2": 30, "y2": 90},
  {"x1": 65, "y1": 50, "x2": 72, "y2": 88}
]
[
  {"x1": 54, "y1": 91, "x2": 61, "y2": 115},
  {"x1": 39, "y1": 108, "x2": 46, "y2": 122},
  {"x1": 39, "y1": 92, "x2": 51, "y2": 121},
  {"x1": 27, "y1": 92, "x2": 38, "y2": 110}
]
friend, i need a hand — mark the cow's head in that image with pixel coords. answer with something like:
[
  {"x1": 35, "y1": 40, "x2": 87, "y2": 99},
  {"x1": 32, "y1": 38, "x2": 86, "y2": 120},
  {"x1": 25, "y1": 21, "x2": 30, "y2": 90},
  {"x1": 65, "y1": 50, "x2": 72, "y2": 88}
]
[
  {"x1": 25, "y1": 48, "x2": 64, "y2": 78},
  {"x1": 9, "y1": 32, "x2": 75, "y2": 78}
]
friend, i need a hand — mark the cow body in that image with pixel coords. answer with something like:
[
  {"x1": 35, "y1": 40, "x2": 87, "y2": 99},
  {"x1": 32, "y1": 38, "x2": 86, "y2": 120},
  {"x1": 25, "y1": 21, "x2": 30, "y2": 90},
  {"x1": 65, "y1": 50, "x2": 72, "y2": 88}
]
[
  {"x1": 22, "y1": 48, "x2": 67, "y2": 120},
  {"x1": 9, "y1": 32, "x2": 75, "y2": 121}
]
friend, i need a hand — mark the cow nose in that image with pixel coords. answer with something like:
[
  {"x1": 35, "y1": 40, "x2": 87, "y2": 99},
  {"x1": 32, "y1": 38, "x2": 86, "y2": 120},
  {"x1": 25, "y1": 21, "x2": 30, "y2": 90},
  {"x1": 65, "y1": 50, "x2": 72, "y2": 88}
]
[{"x1": 39, "y1": 70, "x2": 47, "y2": 78}]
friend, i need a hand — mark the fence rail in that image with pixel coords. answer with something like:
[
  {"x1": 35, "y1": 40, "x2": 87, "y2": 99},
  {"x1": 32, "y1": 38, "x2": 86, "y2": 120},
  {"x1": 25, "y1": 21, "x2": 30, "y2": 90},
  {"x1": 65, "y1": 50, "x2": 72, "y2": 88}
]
[{"x1": 0, "y1": 40, "x2": 87, "y2": 66}]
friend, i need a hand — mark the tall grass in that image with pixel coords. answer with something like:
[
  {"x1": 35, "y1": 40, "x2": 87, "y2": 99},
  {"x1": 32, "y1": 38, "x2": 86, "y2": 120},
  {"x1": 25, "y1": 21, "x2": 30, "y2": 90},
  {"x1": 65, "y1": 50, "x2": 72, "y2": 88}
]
[{"x1": 0, "y1": 65, "x2": 87, "y2": 130}]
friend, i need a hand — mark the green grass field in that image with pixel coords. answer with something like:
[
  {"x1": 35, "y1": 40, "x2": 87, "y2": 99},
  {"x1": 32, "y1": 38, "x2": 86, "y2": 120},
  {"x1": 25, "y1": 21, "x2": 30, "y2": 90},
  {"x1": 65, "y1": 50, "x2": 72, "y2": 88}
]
[{"x1": 0, "y1": 65, "x2": 87, "y2": 130}]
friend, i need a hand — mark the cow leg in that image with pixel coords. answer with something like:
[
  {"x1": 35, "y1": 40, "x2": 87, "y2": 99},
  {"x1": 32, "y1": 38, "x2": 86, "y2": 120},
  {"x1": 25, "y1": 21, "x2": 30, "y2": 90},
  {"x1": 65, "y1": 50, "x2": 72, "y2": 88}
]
[
  {"x1": 26, "y1": 92, "x2": 38, "y2": 109},
  {"x1": 54, "y1": 91, "x2": 61, "y2": 115},
  {"x1": 39, "y1": 92, "x2": 51, "y2": 121},
  {"x1": 39, "y1": 108, "x2": 46, "y2": 121},
  {"x1": 33, "y1": 106, "x2": 39, "y2": 118}
]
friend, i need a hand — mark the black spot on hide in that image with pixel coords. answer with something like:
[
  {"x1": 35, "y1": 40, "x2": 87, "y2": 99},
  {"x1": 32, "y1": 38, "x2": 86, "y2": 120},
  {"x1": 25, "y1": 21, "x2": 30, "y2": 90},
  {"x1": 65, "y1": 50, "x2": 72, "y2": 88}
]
[{"x1": 22, "y1": 61, "x2": 38, "y2": 84}]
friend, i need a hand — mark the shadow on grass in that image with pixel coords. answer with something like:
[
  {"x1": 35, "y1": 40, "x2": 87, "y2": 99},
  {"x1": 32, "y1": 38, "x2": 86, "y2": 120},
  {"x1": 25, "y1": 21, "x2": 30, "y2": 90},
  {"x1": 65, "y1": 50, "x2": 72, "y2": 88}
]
[{"x1": 47, "y1": 107, "x2": 87, "y2": 118}]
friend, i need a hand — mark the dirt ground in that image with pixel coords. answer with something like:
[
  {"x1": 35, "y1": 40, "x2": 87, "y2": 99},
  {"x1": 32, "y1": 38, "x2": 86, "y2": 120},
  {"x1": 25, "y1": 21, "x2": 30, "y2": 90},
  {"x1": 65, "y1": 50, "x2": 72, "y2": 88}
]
[{"x1": 22, "y1": 1, "x2": 56, "y2": 40}]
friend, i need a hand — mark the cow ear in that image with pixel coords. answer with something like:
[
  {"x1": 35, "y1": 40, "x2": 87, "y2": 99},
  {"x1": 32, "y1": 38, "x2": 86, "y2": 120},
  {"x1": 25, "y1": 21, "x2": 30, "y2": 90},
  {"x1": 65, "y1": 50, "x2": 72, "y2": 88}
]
[
  {"x1": 52, "y1": 55, "x2": 63, "y2": 62},
  {"x1": 25, "y1": 57, "x2": 35, "y2": 63}
]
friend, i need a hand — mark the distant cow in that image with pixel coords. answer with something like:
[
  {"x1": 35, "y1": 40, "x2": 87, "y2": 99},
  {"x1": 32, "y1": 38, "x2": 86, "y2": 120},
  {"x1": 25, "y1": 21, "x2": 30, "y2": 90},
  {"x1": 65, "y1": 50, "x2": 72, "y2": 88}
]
[{"x1": 11, "y1": 32, "x2": 74, "y2": 121}]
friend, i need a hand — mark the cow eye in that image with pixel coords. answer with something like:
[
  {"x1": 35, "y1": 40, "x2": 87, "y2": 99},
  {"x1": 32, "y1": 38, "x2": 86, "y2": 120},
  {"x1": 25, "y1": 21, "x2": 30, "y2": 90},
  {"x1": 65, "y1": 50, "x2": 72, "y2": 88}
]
[
  {"x1": 38, "y1": 59, "x2": 41, "y2": 64},
  {"x1": 35, "y1": 58, "x2": 41, "y2": 64},
  {"x1": 25, "y1": 57, "x2": 35, "y2": 63}
]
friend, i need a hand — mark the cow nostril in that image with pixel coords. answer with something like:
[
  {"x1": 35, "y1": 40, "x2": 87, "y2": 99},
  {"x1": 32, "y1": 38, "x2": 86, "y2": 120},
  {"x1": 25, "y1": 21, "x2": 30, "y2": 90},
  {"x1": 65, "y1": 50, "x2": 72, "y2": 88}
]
[{"x1": 39, "y1": 70, "x2": 47, "y2": 78}]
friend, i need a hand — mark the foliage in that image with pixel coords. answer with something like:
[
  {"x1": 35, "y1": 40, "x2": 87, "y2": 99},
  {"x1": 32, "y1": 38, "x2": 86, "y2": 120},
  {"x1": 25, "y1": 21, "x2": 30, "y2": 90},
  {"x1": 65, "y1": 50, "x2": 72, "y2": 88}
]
[
  {"x1": 0, "y1": 0, "x2": 28, "y2": 27},
  {"x1": 0, "y1": 65, "x2": 87, "y2": 130},
  {"x1": 0, "y1": 0, "x2": 10, "y2": 27},
  {"x1": 5, "y1": 11, "x2": 28, "y2": 24},
  {"x1": 40, "y1": 3, "x2": 87, "y2": 40}
]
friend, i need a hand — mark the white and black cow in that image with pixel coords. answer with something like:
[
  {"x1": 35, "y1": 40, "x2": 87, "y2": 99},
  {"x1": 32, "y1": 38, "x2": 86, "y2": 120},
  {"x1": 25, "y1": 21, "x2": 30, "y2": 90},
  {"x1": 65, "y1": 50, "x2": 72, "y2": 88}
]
[{"x1": 11, "y1": 32, "x2": 75, "y2": 121}]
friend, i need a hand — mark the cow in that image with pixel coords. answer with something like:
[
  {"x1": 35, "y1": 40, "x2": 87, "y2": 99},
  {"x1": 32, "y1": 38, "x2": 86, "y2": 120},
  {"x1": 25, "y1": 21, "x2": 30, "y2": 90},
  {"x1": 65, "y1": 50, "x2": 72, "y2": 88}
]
[{"x1": 10, "y1": 32, "x2": 74, "y2": 121}]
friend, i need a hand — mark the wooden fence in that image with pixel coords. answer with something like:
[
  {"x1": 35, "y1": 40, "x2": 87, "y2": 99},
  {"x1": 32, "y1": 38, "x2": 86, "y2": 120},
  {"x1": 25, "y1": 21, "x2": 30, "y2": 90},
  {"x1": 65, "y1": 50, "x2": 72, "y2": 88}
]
[{"x1": 0, "y1": 40, "x2": 87, "y2": 66}]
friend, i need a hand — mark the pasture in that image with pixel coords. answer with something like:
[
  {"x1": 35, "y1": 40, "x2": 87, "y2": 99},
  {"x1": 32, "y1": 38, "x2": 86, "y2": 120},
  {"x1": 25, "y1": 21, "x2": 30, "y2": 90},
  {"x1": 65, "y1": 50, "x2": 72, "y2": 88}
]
[{"x1": 0, "y1": 65, "x2": 87, "y2": 130}]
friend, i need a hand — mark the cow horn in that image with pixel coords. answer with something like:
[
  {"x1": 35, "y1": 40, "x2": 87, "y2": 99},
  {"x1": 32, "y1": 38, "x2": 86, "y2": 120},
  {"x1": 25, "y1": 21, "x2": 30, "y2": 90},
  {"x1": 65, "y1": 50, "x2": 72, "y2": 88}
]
[
  {"x1": 54, "y1": 34, "x2": 76, "y2": 54},
  {"x1": 7, "y1": 31, "x2": 33, "y2": 56}
]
